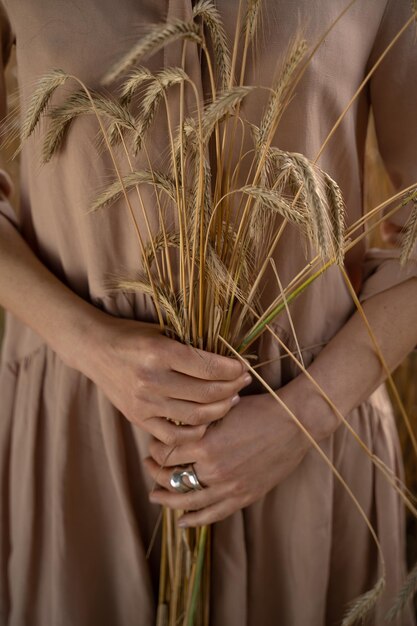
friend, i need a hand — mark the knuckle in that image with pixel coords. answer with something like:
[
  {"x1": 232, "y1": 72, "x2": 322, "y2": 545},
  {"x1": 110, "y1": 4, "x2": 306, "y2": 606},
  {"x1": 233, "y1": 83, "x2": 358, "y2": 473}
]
[
  {"x1": 141, "y1": 339, "x2": 166, "y2": 370},
  {"x1": 136, "y1": 363, "x2": 157, "y2": 387}
]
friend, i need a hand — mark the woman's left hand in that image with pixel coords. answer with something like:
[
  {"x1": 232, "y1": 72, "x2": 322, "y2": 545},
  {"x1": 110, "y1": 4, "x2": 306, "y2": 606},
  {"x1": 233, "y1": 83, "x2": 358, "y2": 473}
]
[{"x1": 144, "y1": 391, "x2": 312, "y2": 526}]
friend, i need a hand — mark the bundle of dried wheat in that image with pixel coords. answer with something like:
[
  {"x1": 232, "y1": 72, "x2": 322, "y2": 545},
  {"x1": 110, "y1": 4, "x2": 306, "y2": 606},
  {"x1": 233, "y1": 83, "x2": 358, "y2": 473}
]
[{"x1": 17, "y1": 1, "x2": 417, "y2": 624}]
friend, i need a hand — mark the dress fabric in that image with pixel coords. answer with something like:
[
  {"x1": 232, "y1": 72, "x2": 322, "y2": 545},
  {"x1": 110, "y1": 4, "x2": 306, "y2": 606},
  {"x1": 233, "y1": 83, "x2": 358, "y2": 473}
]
[{"x1": 0, "y1": 1, "x2": 416, "y2": 625}]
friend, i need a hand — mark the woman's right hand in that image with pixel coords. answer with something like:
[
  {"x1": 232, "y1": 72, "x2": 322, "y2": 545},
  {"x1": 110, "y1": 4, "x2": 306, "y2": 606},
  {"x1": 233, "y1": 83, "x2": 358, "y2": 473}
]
[{"x1": 76, "y1": 314, "x2": 252, "y2": 446}]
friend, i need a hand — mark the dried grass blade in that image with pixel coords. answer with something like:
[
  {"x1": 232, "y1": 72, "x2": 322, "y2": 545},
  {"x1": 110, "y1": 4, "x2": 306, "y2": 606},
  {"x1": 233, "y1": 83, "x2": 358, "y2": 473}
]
[
  {"x1": 222, "y1": 336, "x2": 387, "y2": 617},
  {"x1": 102, "y1": 20, "x2": 202, "y2": 85},
  {"x1": 192, "y1": 0, "x2": 231, "y2": 90},
  {"x1": 21, "y1": 69, "x2": 69, "y2": 140},
  {"x1": 386, "y1": 561, "x2": 417, "y2": 622},
  {"x1": 89, "y1": 170, "x2": 176, "y2": 212},
  {"x1": 341, "y1": 577, "x2": 385, "y2": 626}
]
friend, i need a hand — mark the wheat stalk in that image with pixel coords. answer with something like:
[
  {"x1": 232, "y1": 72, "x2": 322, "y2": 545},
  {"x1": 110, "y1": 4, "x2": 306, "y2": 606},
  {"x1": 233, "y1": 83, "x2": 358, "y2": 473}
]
[
  {"x1": 21, "y1": 3, "x2": 417, "y2": 624},
  {"x1": 242, "y1": 0, "x2": 263, "y2": 42},
  {"x1": 341, "y1": 577, "x2": 385, "y2": 626},
  {"x1": 240, "y1": 184, "x2": 307, "y2": 225},
  {"x1": 116, "y1": 275, "x2": 185, "y2": 341},
  {"x1": 103, "y1": 20, "x2": 202, "y2": 85},
  {"x1": 89, "y1": 170, "x2": 177, "y2": 213},
  {"x1": 386, "y1": 560, "x2": 417, "y2": 622},
  {"x1": 257, "y1": 37, "x2": 307, "y2": 148},
  {"x1": 400, "y1": 198, "x2": 417, "y2": 264},
  {"x1": 120, "y1": 66, "x2": 153, "y2": 105},
  {"x1": 192, "y1": 0, "x2": 231, "y2": 90},
  {"x1": 324, "y1": 172, "x2": 346, "y2": 266},
  {"x1": 20, "y1": 69, "x2": 69, "y2": 141},
  {"x1": 42, "y1": 90, "x2": 136, "y2": 162}
]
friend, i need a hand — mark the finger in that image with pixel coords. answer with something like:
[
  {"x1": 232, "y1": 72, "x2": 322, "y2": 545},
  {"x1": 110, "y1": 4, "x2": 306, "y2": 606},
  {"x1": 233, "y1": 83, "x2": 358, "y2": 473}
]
[
  {"x1": 161, "y1": 370, "x2": 252, "y2": 404},
  {"x1": 167, "y1": 342, "x2": 246, "y2": 381},
  {"x1": 143, "y1": 457, "x2": 177, "y2": 492},
  {"x1": 144, "y1": 457, "x2": 207, "y2": 493},
  {"x1": 148, "y1": 482, "x2": 227, "y2": 511},
  {"x1": 177, "y1": 500, "x2": 238, "y2": 527},
  {"x1": 149, "y1": 437, "x2": 198, "y2": 468},
  {"x1": 161, "y1": 394, "x2": 240, "y2": 426},
  {"x1": 143, "y1": 417, "x2": 206, "y2": 447}
]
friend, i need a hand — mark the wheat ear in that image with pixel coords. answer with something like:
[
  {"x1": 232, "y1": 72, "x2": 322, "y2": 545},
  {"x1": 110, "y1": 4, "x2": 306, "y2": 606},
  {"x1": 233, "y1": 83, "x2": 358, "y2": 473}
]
[
  {"x1": 341, "y1": 578, "x2": 385, "y2": 626},
  {"x1": 20, "y1": 69, "x2": 69, "y2": 141},
  {"x1": 192, "y1": 0, "x2": 231, "y2": 90},
  {"x1": 89, "y1": 170, "x2": 177, "y2": 213},
  {"x1": 386, "y1": 561, "x2": 417, "y2": 622},
  {"x1": 400, "y1": 199, "x2": 417, "y2": 265},
  {"x1": 242, "y1": 0, "x2": 262, "y2": 42},
  {"x1": 102, "y1": 20, "x2": 202, "y2": 85}
]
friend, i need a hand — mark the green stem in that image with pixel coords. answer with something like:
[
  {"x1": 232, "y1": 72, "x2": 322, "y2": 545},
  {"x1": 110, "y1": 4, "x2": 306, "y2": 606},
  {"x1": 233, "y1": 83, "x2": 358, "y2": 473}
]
[
  {"x1": 238, "y1": 260, "x2": 331, "y2": 352},
  {"x1": 186, "y1": 526, "x2": 208, "y2": 626}
]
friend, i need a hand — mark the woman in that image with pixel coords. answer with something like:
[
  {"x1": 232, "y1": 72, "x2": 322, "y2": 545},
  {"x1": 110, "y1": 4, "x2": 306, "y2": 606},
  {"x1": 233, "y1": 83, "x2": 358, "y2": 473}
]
[{"x1": 0, "y1": 1, "x2": 416, "y2": 624}]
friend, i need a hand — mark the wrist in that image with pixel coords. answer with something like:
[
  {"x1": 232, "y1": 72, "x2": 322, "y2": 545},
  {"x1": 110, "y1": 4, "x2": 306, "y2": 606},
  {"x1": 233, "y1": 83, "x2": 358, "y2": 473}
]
[
  {"x1": 52, "y1": 299, "x2": 108, "y2": 375},
  {"x1": 278, "y1": 373, "x2": 341, "y2": 444}
]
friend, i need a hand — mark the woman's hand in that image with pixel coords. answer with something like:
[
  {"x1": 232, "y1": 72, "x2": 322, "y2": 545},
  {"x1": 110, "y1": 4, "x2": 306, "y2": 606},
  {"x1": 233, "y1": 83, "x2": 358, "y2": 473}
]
[
  {"x1": 78, "y1": 314, "x2": 252, "y2": 446},
  {"x1": 144, "y1": 390, "x2": 311, "y2": 526}
]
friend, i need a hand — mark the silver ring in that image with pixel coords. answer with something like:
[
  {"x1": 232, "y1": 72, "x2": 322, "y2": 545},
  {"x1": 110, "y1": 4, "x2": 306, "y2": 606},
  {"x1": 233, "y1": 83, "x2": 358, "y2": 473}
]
[{"x1": 169, "y1": 464, "x2": 204, "y2": 493}]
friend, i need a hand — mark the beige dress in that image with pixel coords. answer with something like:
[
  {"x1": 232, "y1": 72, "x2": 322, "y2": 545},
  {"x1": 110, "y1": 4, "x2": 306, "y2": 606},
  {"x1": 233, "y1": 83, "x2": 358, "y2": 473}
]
[{"x1": 0, "y1": 1, "x2": 416, "y2": 624}]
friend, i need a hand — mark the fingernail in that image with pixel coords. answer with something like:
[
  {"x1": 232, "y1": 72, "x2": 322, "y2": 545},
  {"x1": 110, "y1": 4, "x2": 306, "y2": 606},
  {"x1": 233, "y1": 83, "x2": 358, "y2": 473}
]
[
  {"x1": 231, "y1": 394, "x2": 240, "y2": 406},
  {"x1": 243, "y1": 373, "x2": 252, "y2": 386},
  {"x1": 178, "y1": 519, "x2": 188, "y2": 528}
]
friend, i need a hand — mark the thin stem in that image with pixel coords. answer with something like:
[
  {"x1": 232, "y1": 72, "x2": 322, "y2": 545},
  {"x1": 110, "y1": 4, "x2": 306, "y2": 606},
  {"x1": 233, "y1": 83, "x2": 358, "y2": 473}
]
[
  {"x1": 185, "y1": 526, "x2": 208, "y2": 626},
  {"x1": 67, "y1": 75, "x2": 165, "y2": 328},
  {"x1": 220, "y1": 337, "x2": 387, "y2": 584}
]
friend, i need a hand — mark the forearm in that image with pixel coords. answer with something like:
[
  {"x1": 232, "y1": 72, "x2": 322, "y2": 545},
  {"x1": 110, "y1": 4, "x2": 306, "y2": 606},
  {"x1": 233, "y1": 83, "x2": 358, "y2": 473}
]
[
  {"x1": 282, "y1": 276, "x2": 417, "y2": 441},
  {"x1": 0, "y1": 215, "x2": 103, "y2": 369}
]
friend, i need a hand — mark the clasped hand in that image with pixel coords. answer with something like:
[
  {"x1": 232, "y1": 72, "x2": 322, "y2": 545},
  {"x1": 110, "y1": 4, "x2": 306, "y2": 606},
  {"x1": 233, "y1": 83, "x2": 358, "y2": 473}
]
[
  {"x1": 145, "y1": 392, "x2": 310, "y2": 526},
  {"x1": 82, "y1": 316, "x2": 310, "y2": 526}
]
